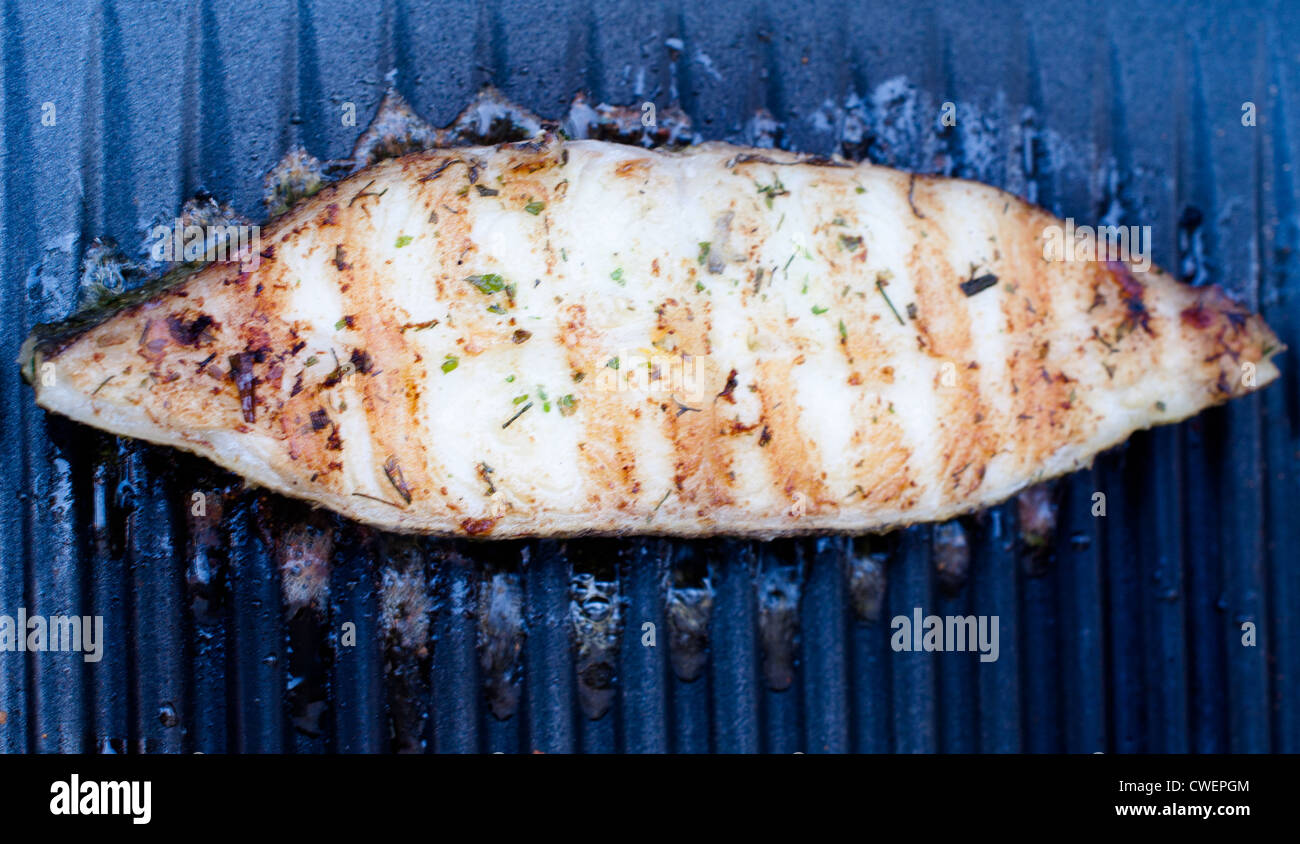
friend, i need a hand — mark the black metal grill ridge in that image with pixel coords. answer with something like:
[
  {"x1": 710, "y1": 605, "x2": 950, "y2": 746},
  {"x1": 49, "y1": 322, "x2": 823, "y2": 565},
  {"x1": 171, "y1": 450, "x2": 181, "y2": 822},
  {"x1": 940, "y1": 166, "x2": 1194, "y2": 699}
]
[{"x1": 0, "y1": 0, "x2": 1297, "y2": 753}]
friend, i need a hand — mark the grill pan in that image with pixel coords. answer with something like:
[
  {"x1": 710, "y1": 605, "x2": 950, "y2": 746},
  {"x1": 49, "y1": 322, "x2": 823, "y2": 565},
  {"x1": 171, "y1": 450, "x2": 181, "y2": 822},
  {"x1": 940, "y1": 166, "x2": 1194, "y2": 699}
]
[{"x1": 0, "y1": 0, "x2": 1297, "y2": 753}]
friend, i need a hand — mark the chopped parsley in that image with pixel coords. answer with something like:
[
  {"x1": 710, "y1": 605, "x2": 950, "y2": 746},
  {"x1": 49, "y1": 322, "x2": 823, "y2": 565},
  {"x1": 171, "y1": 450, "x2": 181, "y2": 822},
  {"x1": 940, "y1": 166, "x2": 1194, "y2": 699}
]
[
  {"x1": 606, "y1": 357, "x2": 620, "y2": 370},
  {"x1": 756, "y1": 176, "x2": 788, "y2": 208},
  {"x1": 441, "y1": 355, "x2": 459, "y2": 374},
  {"x1": 557, "y1": 394, "x2": 578, "y2": 416},
  {"x1": 610, "y1": 267, "x2": 625, "y2": 285},
  {"x1": 395, "y1": 234, "x2": 413, "y2": 248},
  {"x1": 466, "y1": 273, "x2": 506, "y2": 294},
  {"x1": 697, "y1": 242, "x2": 711, "y2": 265},
  {"x1": 524, "y1": 200, "x2": 545, "y2": 215},
  {"x1": 812, "y1": 305, "x2": 828, "y2": 315}
]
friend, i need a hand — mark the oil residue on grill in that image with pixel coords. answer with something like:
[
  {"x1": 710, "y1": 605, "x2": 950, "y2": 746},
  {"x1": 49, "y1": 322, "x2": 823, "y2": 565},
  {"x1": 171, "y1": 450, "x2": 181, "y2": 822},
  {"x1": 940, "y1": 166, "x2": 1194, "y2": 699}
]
[
  {"x1": 846, "y1": 535, "x2": 890, "y2": 622},
  {"x1": 568, "y1": 540, "x2": 624, "y2": 719},
  {"x1": 756, "y1": 539, "x2": 805, "y2": 690},
  {"x1": 933, "y1": 520, "x2": 971, "y2": 595},
  {"x1": 1016, "y1": 482, "x2": 1059, "y2": 575},
  {"x1": 477, "y1": 545, "x2": 526, "y2": 720},
  {"x1": 381, "y1": 536, "x2": 433, "y2": 752},
  {"x1": 664, "y1": 543, "x2": 713, "y2": 681},
  {"x1": 275, "y1": 508, "x2": 333, "y2": 738}
]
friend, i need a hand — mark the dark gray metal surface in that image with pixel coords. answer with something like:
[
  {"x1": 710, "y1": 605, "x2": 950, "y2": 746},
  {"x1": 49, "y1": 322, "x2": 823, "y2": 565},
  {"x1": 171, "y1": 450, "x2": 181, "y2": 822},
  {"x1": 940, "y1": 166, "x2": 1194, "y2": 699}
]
[{"x1": 0, "y1": 0, "x2": 1297, "y2": 752}]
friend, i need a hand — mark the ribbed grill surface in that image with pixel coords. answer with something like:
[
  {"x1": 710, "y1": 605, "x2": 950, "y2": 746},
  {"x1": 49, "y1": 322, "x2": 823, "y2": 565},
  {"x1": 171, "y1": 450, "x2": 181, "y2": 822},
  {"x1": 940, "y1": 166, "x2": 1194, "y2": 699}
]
[{"x1": 0, "y1": 0, "x2": 1297, "y2": 753}]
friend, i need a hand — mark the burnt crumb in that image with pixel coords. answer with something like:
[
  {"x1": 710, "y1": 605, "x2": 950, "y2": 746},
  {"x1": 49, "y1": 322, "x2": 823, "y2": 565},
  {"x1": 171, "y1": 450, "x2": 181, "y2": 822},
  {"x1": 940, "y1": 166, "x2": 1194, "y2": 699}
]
[
  {"x1": 325, "y1": 426, "x2": 343, "y2": 451},
  {"x1": 383, "y1": 455, "x2": 413, "y2": 504},
  {"x1": 461, "y1": 517, "x2": 498, "y2": 536},
  {"x1": 716, "y1": 368, "x2": 739, "y2": 403},
  {"x1": 228, "y1": 352, "x2": 258, "y2": 423},
  {"x1": 960, "y1": 273, "x2": 998, "y2": 297},
  {"x1": 167, "y1": 313, "x2": 218, "y2": 347},
  {"x1": 1106, "y1": 260, "x2": 1154, "y2": 337},
  {"x1": 290, "y1": 372, "x2": 304, "y2": 397},
  {"x1": 758, "y1": 425, "x2": 772, "y2": 447},
  {"x1": 511, "y1": 328, "x2": 532, "y2": 344},
  {"x1": 309, "y1": 408, "x2": 330, "y2": 430},
  {"x1": 350, "y1": 348, "x2": 374, "y2": 374},
  {"x1": 334, "y1": 244, "x2": 350, "y2": 271},
  {"x1": 321, "y1": 365, "x2": 347, "y2": 389}
]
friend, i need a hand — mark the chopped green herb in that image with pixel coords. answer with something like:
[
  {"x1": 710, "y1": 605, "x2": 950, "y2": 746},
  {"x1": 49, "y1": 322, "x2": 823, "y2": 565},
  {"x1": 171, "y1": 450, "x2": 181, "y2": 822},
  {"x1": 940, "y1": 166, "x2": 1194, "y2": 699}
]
[
  {"x1": 697, "y1": 242, "x2": 711, "y2": 265},
  {"x1": 696, "y1": 281, "x2": 706, "y2": 292},
  {"x1": 505, "y1": 374, "x2": 515, "y2": 383},
  {"x1": 305, "y1": 355, "x2": 318, "y2": 367},
  {"x1": 812, "y1": 304, "x2": 828, "y2": 315},
  {"x1": 610, "y1": 267, "x2": 625, "y2": 285},
  {"x1": 502, "y1": 401, "x2": 532, "y2": 428},
  {"x1": 557, "y1": 394, "x2": 578, "y2": 416},
  {"x1": 395, "y1": 234, "x2": 413, "y2": 248},
  {"x1": 441, "y1": 355, "x2": 459, "y2": 374},
  {"x1": 512, "y1": 394, "x2": 529, "y2": 405},
  {"x1": 755, "y1": 176, "x2": 788, "y2": 209},
  {"x1": 875, "y1": 275, "x2": 905, "y2": 325},
  {"x1": 524, "y1": 200, "x2": 546, "y2": 215},
  {"x1": 487, "y1": 304, "x2": 507, "y2": 315},
  {"x1": 606, "y1": 357, "x2": 620, "y2": 370},
  {"x1": 838, "y1": 320, "x2": 847, "y2": 339},
  {"x1": 466, "y1": 273, "x2": 506, "y2": 294},
  {"x1": 839, "y1": 234, "x2": 863, "y2": 252},
  {"x1": 855, "y1": 186, "x2": 866, "y2": 194}
]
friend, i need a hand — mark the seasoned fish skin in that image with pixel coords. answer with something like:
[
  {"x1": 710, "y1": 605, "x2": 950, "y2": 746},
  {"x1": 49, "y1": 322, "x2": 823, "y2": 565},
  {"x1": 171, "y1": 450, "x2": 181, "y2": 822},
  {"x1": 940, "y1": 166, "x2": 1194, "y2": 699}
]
[{"x1": 21, "y1": 136, "x2": 1282, "y2": 538}]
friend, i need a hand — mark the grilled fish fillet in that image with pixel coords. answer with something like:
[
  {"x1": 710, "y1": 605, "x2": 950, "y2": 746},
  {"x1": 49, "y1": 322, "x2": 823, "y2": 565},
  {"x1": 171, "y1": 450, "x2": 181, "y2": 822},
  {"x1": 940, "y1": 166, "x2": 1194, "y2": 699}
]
[{"x1": 20, "y1": 135, "x2": 1283, "y2": 538}]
